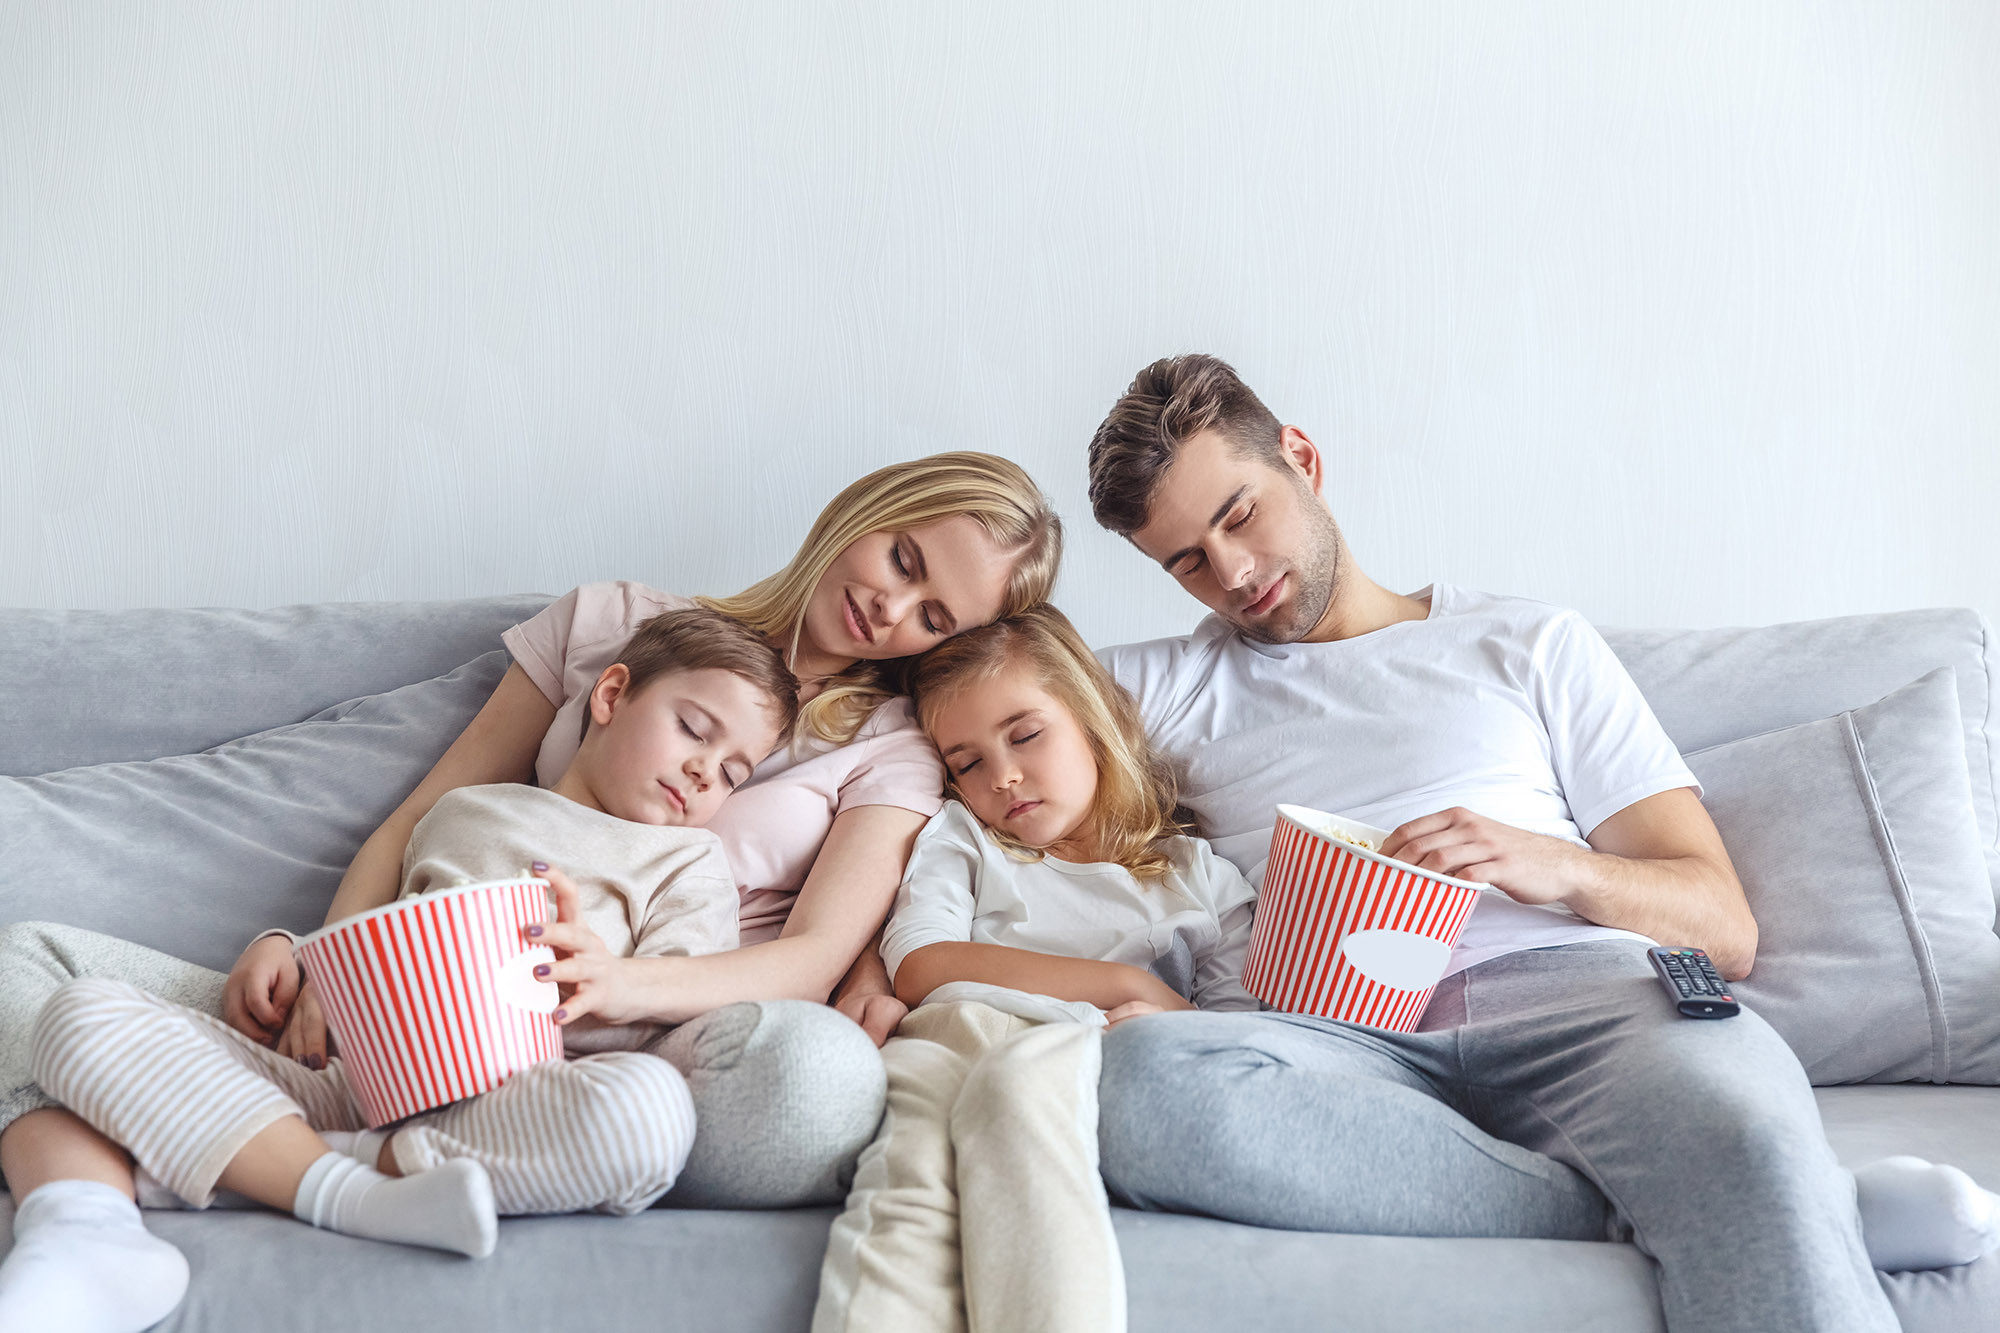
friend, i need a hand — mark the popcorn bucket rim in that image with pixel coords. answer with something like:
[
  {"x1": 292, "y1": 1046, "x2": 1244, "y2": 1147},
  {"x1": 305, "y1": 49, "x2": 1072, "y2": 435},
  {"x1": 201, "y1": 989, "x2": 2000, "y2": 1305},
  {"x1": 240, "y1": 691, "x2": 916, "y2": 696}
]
[
  {"x1": 295, "y1": 876, "x2": 554, "y2": 951},
  {"x1": 1273, "y1": 804, "x2": 1494, "y2": 894}
]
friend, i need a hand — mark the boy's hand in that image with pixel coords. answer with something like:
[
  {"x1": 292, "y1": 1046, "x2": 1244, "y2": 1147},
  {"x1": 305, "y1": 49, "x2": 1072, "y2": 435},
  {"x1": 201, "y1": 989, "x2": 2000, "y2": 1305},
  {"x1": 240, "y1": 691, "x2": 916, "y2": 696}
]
[
  {"x1": 275, "y1": 981, "x2": 333, "y2": 1067},
  {"x1": 223, "y1": 934, "x2": 302, "y2": 1045},
  {"x1": 531, "y1": 864, "x2": 648, "y2": 1027}
]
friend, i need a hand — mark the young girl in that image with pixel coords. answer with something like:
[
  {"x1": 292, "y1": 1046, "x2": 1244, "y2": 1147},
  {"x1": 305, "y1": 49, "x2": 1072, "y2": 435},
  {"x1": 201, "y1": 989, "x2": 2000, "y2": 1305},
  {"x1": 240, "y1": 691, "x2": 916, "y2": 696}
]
[{"x1": 813, "y1": 605, "x2": 1260, "y2": 1333}]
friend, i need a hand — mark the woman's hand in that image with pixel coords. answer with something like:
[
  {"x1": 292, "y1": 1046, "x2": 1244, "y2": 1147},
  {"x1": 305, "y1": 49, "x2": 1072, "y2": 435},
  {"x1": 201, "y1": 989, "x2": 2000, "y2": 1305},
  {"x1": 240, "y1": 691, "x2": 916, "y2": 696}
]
[
  {"x1": 222, "y1": 934, "x2": 301, "y2": 1046},
  {"x1": 835, "y1": 991, "x2": 907, "y2": 1047},
  {"x1": 532, "y1": 865, "x2": 653, "y2": 1027}
]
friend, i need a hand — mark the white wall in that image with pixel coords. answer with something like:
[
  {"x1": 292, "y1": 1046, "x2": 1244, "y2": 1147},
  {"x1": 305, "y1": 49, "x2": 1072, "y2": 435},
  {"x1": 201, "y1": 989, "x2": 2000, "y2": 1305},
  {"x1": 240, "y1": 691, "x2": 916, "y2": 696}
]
[{"x1": 3, "y1": 1, "x2": 1995, "y2": 648}]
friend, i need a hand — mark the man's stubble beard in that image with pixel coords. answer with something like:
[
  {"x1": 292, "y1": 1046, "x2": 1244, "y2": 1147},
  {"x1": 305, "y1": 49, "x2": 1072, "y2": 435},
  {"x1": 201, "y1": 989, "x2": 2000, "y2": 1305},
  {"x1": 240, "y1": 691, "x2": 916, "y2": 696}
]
[{"x1": 1237, "y1": 485, "x2": 1344, "y2": 645}]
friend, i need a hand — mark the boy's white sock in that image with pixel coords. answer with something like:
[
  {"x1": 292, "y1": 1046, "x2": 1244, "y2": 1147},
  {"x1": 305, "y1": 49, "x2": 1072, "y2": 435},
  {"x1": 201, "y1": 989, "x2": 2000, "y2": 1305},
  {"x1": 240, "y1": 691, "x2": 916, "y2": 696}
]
[
  {"x1": 1854, "y1": 1155, "x2": 2000, "y2": 1271},
  {"x1": 0, "y1": 1180, "x2": 189, "y2": 1333},
  {"x1": 317, "y1": 1127, "x2": 395, "y2": 1170},
  {"x1": 291, "y1": 1152, "x2": 497, "y2": 1258}
]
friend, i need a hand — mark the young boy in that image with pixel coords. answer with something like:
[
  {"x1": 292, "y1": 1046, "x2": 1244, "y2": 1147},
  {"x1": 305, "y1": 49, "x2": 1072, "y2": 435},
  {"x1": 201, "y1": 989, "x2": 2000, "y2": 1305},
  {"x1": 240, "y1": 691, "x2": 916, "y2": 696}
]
[{"x1": 19, "y1": 608, "x2": 795, "y2": 1301}]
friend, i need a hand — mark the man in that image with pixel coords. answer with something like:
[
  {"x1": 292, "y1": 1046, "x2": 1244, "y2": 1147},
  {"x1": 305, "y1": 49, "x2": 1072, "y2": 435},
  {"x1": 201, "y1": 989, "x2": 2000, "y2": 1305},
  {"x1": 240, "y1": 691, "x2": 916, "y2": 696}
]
[{"x1": 1084, "y1": 354, "x2": 1990, "y2": 1332}]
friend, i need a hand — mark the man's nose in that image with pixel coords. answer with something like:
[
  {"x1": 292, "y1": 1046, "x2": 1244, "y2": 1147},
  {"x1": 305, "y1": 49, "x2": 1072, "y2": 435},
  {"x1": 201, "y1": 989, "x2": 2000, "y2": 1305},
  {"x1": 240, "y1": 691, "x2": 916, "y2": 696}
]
[{"x1": 1217, "y1": 548, "x2": 1255, "y2": 591}]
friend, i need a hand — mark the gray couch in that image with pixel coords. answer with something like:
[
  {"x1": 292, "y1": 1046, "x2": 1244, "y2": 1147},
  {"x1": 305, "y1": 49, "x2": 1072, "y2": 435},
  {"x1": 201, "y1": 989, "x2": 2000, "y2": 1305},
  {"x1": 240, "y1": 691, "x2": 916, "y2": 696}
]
[{"x1": 2, "y1": 596, "x2": 1996, "y2": 1332}]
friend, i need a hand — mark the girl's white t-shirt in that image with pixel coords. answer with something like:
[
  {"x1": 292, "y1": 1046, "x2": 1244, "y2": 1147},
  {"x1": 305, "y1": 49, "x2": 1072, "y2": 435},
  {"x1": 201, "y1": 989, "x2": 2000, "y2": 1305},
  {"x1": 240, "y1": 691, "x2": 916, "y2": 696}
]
[
  {"x1": 880, "y1": 800, "x2": 1262, "y2": 1023},
  {"x1": 1101, "y1": 583, "x2": 1696, "y2": 978}
]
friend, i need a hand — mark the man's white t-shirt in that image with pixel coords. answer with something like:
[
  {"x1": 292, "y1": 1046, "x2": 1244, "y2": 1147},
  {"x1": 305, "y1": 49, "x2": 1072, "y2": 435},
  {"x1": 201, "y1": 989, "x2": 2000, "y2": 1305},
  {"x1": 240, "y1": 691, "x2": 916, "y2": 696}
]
[{"x1": 1102, "y1": 583, "x2": 1700, "y2": 978}]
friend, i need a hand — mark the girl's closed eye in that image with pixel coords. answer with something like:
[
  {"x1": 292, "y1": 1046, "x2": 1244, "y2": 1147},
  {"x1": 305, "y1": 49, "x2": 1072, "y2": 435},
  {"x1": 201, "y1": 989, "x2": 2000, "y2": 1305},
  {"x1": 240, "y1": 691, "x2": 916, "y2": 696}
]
[
  {"x1": 1012, "y1": 730, "x2": 1042, "y2": 747},
  {"x1": 953, "y1": 756, "x2": 983, "y2": 777}
]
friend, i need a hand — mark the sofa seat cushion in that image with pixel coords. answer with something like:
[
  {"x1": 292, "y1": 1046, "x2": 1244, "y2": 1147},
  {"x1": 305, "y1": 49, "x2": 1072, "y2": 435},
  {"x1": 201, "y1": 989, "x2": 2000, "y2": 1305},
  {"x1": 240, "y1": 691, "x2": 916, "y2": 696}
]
[
  {"x1": 0, "y1": 652, "x2": 509, "y2": 972},
  {"x1": 1817, "y1": 1085, "x2": 2000, "y2": 1186}
]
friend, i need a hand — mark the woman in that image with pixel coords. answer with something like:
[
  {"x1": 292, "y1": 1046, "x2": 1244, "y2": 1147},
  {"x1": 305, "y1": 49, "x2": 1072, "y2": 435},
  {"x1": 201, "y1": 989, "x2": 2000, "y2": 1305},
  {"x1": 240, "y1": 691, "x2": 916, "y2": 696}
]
[{"x1": 0, "y1": 452, "x2": 1061, "y2": 1330}]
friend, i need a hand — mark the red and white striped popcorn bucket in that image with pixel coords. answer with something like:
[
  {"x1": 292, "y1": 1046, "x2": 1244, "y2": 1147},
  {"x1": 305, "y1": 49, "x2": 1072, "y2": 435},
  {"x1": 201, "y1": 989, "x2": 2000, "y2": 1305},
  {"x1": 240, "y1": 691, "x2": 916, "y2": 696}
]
[
  {"x1": 296, "y1": 879, "x2": 563, "y2": 1127},
  {"x1": 1241, "y1": 805, "x2": 1485, "y2": 1032}
]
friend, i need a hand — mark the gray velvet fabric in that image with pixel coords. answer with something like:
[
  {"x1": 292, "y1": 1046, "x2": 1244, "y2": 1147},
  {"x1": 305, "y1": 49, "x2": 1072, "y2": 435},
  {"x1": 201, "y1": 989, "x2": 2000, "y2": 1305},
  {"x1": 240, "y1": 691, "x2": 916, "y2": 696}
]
[
  {"x1": 0, "y1": 596, "x2": 549, "y2": 777},
  {"x1": 1684, "y1": 668, "x2": 2000, "y2": 1084},
  {"x1": 0, "y1": 651, "x2": 509, "y2": 971},
  {"x1": 1603, "y1": 608, "x2": 2000, "y2": 912}
]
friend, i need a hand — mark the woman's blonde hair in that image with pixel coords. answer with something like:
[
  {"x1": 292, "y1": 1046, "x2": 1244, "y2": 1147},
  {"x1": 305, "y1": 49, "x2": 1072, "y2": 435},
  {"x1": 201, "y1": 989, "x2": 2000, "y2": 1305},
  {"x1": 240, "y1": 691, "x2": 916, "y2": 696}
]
[
  {"x1": 909, "y1": 605, "x2": 1186, "y2": 879},
  {"x1": 697, "y1": 452, "x2": 1062, "y2": 746}
]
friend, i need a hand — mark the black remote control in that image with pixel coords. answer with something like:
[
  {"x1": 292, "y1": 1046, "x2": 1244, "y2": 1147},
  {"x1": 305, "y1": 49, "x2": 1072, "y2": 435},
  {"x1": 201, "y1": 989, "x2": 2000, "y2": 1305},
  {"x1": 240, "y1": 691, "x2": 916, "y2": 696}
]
[{"x1": 1648, "y1": 947, "x2": 1740, "y2": 1019}]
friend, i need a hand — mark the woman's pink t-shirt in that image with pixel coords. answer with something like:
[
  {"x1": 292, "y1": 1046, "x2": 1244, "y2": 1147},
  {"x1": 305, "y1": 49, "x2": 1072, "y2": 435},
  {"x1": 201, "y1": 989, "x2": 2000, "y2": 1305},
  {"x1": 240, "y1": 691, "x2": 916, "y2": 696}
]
[{"x1": 502, "y1": 582, "x2": 946, "y2": 944}]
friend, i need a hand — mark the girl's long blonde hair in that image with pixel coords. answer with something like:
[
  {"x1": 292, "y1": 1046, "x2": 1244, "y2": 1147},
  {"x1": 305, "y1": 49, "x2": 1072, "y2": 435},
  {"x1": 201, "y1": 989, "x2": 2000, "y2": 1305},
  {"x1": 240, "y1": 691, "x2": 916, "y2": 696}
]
[
  {"x1": 699, "y1": 452, "x2": 1062, "y2": 746},
  {"x1": 910, "y1": 605, "x2": 1186, "y2": 879}
]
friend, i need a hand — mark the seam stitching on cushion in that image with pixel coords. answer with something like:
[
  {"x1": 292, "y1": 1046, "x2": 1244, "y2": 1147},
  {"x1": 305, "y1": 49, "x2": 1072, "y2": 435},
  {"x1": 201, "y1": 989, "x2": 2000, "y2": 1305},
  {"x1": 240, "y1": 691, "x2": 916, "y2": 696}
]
[
  {"x1": 1976, "y1": 615, "x2": 2000, "y2": 886},
  {"x1": 1843, "y1": 710, "x2": 1951, "y2": 1084}
]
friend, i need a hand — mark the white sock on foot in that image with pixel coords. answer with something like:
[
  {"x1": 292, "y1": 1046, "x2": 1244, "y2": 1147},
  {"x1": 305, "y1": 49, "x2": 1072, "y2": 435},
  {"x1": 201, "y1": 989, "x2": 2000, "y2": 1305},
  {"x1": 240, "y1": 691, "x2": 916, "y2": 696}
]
[
  {"x1": 1855, "y1": 1155, "x2": 2000, "y2": 1271},
  {"x1": 0, "y1": 1180, "x2": 189, "y2": 1333},
  {"x1": 315, "y1": 1128, "x2": 392, "y2": 1168},
  {"x1": 290, "y1": 1152, "x2": 496, "y2": 1258}
]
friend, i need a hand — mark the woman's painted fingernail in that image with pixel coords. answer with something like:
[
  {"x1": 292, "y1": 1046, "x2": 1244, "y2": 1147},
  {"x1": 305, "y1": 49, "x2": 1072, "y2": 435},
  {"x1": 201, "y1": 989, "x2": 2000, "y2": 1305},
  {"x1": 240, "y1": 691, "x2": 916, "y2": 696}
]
[
  {"x1": 534, "y1": 964, "x2": 550, "y2": 978},
  {"x1": 527, "y1": 925, "x2": 543, "y2": 937},
  {"x1": 306, "y1": 1054, "x2": 323, "y2": 1070},
  {"x1": 531, "y1": 861, "x2": 549, "y2": 874},
  {"x1": 554, "y1": 1008, "x2": 567, "y2": 1022}
]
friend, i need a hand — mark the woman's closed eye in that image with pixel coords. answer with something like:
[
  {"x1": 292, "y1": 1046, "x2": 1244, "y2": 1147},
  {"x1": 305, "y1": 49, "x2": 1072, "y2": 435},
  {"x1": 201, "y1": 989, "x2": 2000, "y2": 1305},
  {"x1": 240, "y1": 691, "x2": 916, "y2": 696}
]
[
  {"x1": 891, "y1": 544, "x2": 947, "y2": 635},
  {"x1": 1011, "y1": 730, "x2": 1042, "y2": 747}
]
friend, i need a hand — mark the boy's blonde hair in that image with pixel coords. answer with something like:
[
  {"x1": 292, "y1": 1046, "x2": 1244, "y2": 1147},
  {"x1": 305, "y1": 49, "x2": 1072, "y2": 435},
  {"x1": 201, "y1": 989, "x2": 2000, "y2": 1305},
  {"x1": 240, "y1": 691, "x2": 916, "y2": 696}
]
[
  {"x1": 910, "y1": 605, "x2": 1186, "y2": 879},
  {"x1": 698, "y1": 452, "x2": 1063, "y2": 747}
]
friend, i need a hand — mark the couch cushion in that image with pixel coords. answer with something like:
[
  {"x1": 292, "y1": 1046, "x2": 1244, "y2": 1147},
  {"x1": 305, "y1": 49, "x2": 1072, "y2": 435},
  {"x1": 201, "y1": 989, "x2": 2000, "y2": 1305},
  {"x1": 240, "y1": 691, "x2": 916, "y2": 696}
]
[
  {"x1": 0, "y1": 596, "x2": 551, "y2": 777},
  {"x1": 1604, "y1": 609, "x2": 2000, "y2": 914},
  {"x1": 0, "y1": 651, "x2": 509, "y2": 972},
  {"x1": 1685, "y1": 669, "x2": 2000, "y2": 1084}
]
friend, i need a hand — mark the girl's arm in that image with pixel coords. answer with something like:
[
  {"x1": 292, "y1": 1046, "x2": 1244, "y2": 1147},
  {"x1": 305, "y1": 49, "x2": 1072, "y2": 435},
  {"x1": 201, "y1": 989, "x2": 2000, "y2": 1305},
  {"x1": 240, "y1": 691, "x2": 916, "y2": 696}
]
[
  {"x1": 891, "y1": 942, "x2": 1193, "y2": 1013},
  {"x1": 224, "y1": 663, "x2": 559, "y2": 1058},
  {"x1": 535, "y1": 803, "x2": 926, "y2": 1028}
]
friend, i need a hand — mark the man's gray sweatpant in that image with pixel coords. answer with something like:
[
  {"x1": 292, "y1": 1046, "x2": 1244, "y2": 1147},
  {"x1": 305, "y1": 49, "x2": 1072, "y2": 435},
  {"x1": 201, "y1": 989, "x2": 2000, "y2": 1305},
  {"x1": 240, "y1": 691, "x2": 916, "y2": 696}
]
[{"x1": 1097, "y1": 941, "x2": 1898, "y2": 1333}]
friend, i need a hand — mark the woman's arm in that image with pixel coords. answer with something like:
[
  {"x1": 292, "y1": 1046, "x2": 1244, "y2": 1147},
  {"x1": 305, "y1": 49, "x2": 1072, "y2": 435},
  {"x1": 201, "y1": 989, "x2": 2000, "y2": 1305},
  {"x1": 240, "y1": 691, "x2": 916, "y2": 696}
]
[
  {"x1": 228, "y1": 664, "x2": 559, "y2": 1058},
  {"x1": 534, "y1": 803, "x2": 926, "y2": 1028},
  {"x1": 892, "y1": 942, "x2": 1193, "y2": 1013}
]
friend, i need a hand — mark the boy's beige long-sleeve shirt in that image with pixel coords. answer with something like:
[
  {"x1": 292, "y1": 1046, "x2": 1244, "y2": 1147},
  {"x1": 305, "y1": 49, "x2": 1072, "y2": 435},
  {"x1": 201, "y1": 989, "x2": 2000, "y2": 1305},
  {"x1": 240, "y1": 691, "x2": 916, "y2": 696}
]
[{"x1": 400, "y1": 782, "x2": 739, "y2": 1051}]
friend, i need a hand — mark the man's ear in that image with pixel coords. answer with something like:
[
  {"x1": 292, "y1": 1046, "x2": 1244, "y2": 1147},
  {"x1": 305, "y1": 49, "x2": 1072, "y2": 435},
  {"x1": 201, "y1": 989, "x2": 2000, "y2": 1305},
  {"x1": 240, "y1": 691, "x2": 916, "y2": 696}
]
[
  {"x1": 1279, "y1": 425, "x2": 1325, "y2": 496},
  {"x1": 588, "y1": 664, "x2": 632, "y2": 730}
]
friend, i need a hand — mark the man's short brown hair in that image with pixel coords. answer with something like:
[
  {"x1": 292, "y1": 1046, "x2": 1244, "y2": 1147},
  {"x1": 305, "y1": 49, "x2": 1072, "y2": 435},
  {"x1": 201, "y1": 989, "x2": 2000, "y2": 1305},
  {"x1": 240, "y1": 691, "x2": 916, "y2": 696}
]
[
  {"x1": 1086, "y1": 354, "x2": 1285, "y2": 535},
  {"x1": 616, "y1": 607, "x2": 800, "y2": 737}
]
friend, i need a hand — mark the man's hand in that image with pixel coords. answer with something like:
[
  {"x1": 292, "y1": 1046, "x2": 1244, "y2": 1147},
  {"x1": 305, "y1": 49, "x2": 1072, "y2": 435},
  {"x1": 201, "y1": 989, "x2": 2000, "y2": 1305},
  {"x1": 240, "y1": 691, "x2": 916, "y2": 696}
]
[
  {"x1": 835, "y1": 991, "x2": 907, "y2": 1047},
  {"x1": 1380, "y1": 807, "x2": 1588, "y2": 905},
  {"x1": 222, "y1": 933, "x2": 302, "y2": 1046},
  {"x1": 533, "y1": 865, "x2": 653, "y2": 1027}
]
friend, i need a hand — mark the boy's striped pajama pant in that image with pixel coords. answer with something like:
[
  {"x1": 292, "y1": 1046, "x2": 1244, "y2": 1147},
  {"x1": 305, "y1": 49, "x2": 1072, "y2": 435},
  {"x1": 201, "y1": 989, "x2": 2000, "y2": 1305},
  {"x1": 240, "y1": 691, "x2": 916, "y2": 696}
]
[{"x1": 29, "y1": 978, "x2": 695, "y2": 1216}]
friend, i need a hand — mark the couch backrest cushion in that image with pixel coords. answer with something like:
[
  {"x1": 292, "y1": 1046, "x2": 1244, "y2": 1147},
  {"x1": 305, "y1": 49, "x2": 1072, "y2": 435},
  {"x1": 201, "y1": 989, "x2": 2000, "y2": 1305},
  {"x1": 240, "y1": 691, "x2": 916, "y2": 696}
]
[
  {"x1": 0, "y1": 596, "x2": 553, "y2": 777},
  {"x1": 1685, "y1": 668, "x2": 2000, "y2": 1084},
  {"x1": 1604, "y1": 609, "x2": 2000, "y2": 912},
  {"x1": 0, "y1": 651, "x2": 511, "y2": 971}
]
